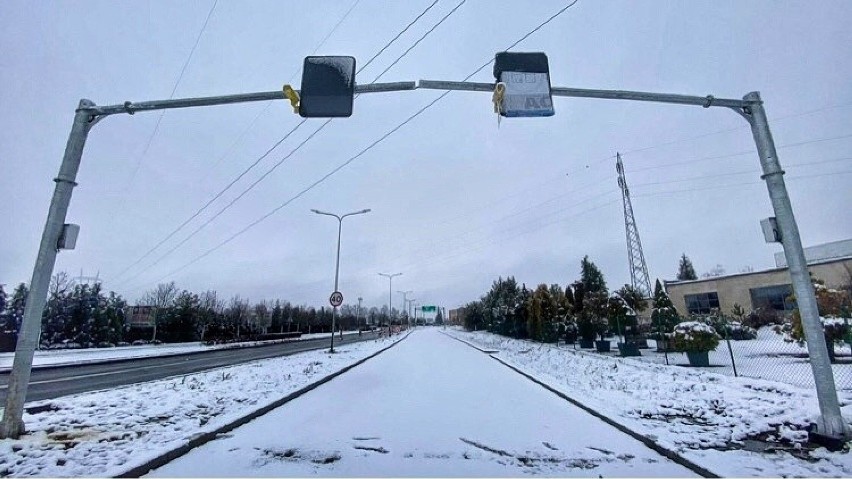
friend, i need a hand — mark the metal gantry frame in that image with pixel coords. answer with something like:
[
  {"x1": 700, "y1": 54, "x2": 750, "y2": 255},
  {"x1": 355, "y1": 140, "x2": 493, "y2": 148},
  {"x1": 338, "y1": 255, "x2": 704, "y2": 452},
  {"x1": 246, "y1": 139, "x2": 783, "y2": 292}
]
[{"x1": 2, "y1": 78, "x2": 847, "y2": 441}]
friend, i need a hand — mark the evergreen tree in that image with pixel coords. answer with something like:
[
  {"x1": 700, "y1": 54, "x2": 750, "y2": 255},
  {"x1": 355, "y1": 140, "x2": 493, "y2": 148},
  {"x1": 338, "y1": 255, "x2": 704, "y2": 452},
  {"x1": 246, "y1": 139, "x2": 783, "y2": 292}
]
[
  {"x1": 514, "y1": 284, "x2": 531, "y2": 339},
  {"x1": 270, "y1": 300, "x2": 283, "y2": 333},
  {"x1": 651, "y1": 279, "x2": 680, "y2": 335},
  {"x1": 527, "y1": 285, "x2": 546, "y2": 341},
  {"x1": 7, "y1": 283, "x2": 29, "y2": 335},
  {"x1": 161, "y1": 290, "x2": 200, "y2": 342},
  {"x1": 580, "y1": 256, "x2": 608, "y2": 294},
  {"x1": 616, "y1": 284, "x2": 647, "y2": 313},
  {"x1": 434, "y1": 308, "x2": 444, "y2": 325},
  {"x1": 608, "y1": 293, "x2": 637, "y2": 341},
  {"x1": 677, "y1": 254, "x2": 698, "y2": 281}
]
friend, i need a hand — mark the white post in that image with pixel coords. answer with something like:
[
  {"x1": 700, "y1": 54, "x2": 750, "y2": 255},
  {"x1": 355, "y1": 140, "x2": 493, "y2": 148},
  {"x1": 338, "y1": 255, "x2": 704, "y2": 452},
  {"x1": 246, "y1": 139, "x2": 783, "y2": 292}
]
[
  {"x1": 744, "y1": 91, "x2": 847, "y2": 438},
  {"x1": 1, "y1": 100, "x2": 96, "y2": 439}
]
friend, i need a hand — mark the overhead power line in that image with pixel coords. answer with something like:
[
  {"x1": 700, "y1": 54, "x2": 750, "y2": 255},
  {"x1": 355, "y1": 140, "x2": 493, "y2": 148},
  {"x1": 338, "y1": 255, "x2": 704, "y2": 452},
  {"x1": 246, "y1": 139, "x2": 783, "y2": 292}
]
[
  {"x1": 128, "y1": 0, "x2": 219, "y2": 183},
  {"x1": 201, "y1": 0, "x2": 363, "y2": 182},
  {"x1": 112, "y1": 0, "x2": 442, "y2": 285},
  {"x1": 128, "y1": 0, "x2": 583, "y2": 292},
  {"x1": 120, "y1": 0, "x2": 475, "y2": 291}
]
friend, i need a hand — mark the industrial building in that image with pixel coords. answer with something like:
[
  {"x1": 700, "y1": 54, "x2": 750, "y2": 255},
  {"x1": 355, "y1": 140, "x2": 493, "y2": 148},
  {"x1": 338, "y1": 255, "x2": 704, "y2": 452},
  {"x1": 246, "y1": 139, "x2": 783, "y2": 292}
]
[{"x1": 665, "y1": 240, "x2": 852, "y2": 317}]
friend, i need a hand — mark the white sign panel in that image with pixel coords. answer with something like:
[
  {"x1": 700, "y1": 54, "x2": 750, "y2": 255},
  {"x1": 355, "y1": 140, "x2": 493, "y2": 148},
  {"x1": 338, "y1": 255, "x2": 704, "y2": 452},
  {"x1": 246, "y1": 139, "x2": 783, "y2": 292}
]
[{"x1": 499, "y1": 71, "x2": 554, "y2": 117}]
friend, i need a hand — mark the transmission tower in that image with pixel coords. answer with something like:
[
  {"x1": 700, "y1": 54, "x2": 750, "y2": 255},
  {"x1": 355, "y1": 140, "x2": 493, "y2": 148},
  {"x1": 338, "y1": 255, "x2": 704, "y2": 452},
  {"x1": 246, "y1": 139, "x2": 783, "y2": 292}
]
[{"x1": 616, "y1": 152, "x2": 653, "y2": 297}]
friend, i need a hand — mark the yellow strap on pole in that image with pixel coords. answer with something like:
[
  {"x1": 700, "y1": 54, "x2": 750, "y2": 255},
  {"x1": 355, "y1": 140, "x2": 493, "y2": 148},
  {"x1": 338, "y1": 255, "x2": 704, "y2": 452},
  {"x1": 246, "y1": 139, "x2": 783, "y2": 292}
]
[
  {"x1": 492, "y1": 82, "x2": 506, "y2": 127},
  {"x1": 282, "y1": 85, "x2": 300, "y2": 113}
]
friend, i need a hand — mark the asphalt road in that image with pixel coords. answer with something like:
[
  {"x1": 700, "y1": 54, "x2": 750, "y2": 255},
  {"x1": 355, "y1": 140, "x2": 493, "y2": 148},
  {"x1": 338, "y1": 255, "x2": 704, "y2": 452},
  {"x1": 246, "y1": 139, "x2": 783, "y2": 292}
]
[{"x1": 0, "y1": 332, "x2": 379, "y2": 404}]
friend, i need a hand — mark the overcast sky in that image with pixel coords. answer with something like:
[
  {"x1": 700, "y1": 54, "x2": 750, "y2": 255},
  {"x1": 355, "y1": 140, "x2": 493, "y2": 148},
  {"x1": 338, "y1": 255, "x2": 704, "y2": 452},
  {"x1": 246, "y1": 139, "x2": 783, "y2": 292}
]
[{"x1": 2, "y1": 0, "x2": 851, "y2": 312}]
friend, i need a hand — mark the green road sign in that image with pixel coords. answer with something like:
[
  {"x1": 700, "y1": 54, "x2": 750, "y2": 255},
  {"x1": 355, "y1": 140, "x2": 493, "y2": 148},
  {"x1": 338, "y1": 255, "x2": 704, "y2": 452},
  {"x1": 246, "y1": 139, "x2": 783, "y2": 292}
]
[{"x1": 421, "y1": 305, "x2": 437, "y2": 313}]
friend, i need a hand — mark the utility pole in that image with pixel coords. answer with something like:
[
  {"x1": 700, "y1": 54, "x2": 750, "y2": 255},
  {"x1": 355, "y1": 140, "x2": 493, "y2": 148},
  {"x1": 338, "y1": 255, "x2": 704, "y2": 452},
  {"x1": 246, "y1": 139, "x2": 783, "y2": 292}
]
[
  {"x1": 378, "y1": 273, "x2": 401, "y2": 336},
  {"x1": 742, "y1": 91, "x2": 847, "y2": 438},
  {"x1": 0, "y1": 99, "x2": 95, "y2": 439}
]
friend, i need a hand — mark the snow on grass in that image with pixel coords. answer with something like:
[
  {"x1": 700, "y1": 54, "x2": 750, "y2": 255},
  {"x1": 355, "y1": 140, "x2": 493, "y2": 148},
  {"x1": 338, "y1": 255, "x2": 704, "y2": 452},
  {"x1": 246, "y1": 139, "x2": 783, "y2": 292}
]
[
  {"x1": 0, "y1": 335, "x2": 403, "y2": 477},
  {"x1": 0, "y1": 332, "x2": 364, "y2": 370},
  {"x1": 445, "y1": 328, "x2": 852, "y2": 477}
]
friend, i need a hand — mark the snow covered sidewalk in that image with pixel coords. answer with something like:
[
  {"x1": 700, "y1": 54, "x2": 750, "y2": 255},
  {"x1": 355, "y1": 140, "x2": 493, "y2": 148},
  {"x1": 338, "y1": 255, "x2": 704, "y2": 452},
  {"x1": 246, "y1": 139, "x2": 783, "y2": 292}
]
[
  {"x1": 445, "y1": 329, "x2": 852, "y2": 477},
  {"x1": 0, "y1": 334, "x2": 403, "y2": 477},
  {"x1": 147, "y1": 328, "x2": 696, "y2": 477}
]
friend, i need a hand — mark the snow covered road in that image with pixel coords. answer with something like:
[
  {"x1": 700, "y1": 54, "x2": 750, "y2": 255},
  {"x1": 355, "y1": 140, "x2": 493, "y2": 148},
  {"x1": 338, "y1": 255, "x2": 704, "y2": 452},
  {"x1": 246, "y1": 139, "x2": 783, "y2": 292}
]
[{"x1": 147, "y1": 328, "x2": 697, "y2": 477}]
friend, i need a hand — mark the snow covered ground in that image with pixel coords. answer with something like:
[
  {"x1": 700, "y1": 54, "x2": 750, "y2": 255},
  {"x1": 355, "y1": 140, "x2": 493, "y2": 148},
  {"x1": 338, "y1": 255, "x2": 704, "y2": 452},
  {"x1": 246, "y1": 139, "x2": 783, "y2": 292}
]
[
  {"x1": 0, "y1": 334, "x2": 402, "y2": 477},
  {"x1": 445, "y1": 328, "x2": 852, "y2": 477},
  {"x1": 0, "y1": 331, "x2": 362, "y2": 370},
  {"x1": 148, "y1": 328, "x2": 696, "y2": 478},
  {"x1": 593, "y1": 327, "x2": 852, "y2": 390}
]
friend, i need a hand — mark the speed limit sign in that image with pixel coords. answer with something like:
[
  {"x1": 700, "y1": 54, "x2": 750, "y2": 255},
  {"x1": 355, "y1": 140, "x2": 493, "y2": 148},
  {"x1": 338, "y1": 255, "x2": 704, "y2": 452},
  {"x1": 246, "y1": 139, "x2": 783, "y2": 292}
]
[{"x1": 329, "y1": 291, "x2": 343, "y2": 307}]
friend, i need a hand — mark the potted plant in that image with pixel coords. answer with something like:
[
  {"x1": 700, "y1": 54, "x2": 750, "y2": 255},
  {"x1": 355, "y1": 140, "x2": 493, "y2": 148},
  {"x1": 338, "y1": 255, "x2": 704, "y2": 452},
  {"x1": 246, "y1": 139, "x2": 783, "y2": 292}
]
[
  {"x1": 577, "y1": 313, "x2": 597, "y2": 349},
  {"x1": 579, "y1": 292, "x2": 609, "y2": 351},
  {"x1": 671, "y1": 321, "x2": 720, "y2": 367},
  {"x1": 651, "y1": 280, "x2": 680, "y2": 352},
  {"x1": 609, "y1": 292, "x2": 641, "y2": 357}
]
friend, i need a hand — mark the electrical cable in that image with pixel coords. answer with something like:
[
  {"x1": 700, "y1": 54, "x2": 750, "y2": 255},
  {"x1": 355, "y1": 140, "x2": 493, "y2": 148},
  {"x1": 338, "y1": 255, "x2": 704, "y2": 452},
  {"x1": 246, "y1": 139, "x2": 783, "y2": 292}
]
[
  {"x1": 126, "y1": 0, "x2": 583, "y2": 292},
  {"x1": 112, "y1": 0, "x2": 443, "y2": 284},
  {"x1": 127, "y1": 0, "x2": 220, "y2": 183},
  {"x1": 120, "y1": 0, "x2": 477, "y2": 291}
]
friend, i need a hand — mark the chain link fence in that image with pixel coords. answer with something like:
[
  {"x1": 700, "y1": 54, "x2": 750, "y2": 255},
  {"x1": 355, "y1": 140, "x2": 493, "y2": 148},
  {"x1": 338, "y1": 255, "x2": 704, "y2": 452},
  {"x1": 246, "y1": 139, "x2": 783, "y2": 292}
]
[{"x1": 571, "y1": 316, "x2": 852, "y2": 392}]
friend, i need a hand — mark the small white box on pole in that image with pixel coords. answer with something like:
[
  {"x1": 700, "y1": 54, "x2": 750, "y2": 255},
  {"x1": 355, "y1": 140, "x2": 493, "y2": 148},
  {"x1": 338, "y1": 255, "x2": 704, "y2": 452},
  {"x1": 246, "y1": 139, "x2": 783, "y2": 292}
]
[
  {"x1": 760, "y1": 217, "x2": 781, "y2": 243},
  {"x1": 57, "y1": 223, "x2": 80, "y2": 250}
]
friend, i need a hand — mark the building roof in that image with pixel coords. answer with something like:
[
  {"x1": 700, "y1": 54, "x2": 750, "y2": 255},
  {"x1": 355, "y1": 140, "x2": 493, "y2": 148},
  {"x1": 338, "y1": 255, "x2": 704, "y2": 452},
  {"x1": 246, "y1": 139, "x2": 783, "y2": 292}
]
[
  {"x1": 664, "y1": 255, "x2": 852, "y2": 287},
  {"x1": 774, "y1": 238, "x2": 852, "y2": 267}
]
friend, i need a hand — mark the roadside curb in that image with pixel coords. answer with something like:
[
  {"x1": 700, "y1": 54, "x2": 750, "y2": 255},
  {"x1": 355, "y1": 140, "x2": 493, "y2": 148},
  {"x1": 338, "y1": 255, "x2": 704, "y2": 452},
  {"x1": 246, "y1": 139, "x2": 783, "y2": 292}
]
[
  {"x1": 114, "y1": 331, "x2": 412, "y2": 478},
  {"x1": 440, "y1": 331, "x2": 720, "y2": 479},
  {"x1": 1, "y1": 333, "x2": 374, "y2": 374}
]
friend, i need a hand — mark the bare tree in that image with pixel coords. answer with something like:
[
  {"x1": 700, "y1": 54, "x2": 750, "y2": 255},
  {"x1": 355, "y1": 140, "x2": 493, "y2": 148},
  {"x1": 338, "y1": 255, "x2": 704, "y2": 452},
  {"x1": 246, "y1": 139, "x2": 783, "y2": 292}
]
[
  {"x1": 49, "y1": 271, "x2": 72, "y2": 297},
  {"x1": 197, "y1": 290, "x2": 222, "y2": 341},
  {"x1": 142, "y1": 281, "x2": 178, "y2": 342},
  {"x1": 253, "y1": 300, "x2": 271, "y2": 334},
  {"x1": 702, "y1": 264, "x2": 727, "y2": 278},
  {"x1": 227, "y1": 295, "x2": 250, "y2": 339}
]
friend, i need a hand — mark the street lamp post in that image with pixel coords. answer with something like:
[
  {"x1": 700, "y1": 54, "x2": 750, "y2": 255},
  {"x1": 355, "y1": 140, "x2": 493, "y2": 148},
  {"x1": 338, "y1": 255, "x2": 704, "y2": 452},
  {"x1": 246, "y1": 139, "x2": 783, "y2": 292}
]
[
  {"x1": 407, "y1": 298, "x2": 416, "y2": 329},
  {"x1": 378, "y1": 272, "x2": 402, "y2": 336},
  {"x1": 357, "y1": 296, "x2": 363, "y2": 331},
  {"x1": 397, "y1": 290, "x2": 412, "y2": 330},
  {"x1": 311, "y1": 208, "x2": 371, "y2": 353}
]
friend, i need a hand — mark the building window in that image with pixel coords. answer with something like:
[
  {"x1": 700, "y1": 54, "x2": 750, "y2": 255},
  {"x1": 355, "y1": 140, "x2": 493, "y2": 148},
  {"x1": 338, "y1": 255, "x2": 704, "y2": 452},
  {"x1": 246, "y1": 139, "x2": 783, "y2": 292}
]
[
  {"x1": 750, "y1": 284, "x2": 795, "y2": 311},
  {"x1": 684, "y1": 292, "x2": 720, "y2": 315}
]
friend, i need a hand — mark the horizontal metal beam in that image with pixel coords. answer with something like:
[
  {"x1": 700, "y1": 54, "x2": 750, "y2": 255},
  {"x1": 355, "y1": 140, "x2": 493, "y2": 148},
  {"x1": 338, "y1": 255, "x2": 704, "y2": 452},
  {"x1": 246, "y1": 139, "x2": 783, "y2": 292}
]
[
  {"x1": 549, "y1": 86, "x2": 750, "y2": 108},
  {"x1": 417, "y1": 80, "x2": 495, "y2": 93},
  {"x1": 90, "y1": 81, "x2": 418, "y2": 117},
  {"x1": 417, "y1": 80, "x2": 751, "y2": 109},
  {"x1": 88, "y1": 78, "x2": 752, "y2": 118}
]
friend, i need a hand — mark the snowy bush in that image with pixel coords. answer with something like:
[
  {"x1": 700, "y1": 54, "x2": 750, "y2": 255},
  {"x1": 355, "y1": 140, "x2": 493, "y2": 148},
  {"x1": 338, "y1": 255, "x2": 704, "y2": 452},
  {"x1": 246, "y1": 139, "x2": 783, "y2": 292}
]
[
  {"x1": 695, "y1": 313, "x2": 757, "y2": 340},
  {"x1": 722, "y1": 321, "x2": 757, "y2": 340},
  {"x1": 671, "y1": 321, "x2": 720, "y2": 353}
]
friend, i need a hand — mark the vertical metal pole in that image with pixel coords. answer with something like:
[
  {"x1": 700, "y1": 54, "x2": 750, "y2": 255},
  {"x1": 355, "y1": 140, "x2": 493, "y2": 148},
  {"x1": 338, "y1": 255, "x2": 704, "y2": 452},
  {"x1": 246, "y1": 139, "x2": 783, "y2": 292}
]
[
  {"x1": 389, "y1": 277, "x2": 395, "y2": 336},
  {"x1": 744, "y1": 91, "x2": 847, "y2": 437},
  {"x1": 0, "y1": 100, "x2": 96, "y2": 439},
  {"x1": 330, "y1": 218, "x2": 342, "y2": 353}
]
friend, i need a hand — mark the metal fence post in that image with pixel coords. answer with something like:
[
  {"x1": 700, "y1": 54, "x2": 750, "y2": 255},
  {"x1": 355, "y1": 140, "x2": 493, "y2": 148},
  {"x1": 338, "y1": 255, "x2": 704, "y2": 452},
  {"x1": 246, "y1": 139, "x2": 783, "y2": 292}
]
[
  {"x1": 0, "y1": 100, "x2": 97, "y2": 439},
  {"x1": 742, "y1": 91, "x2": 847, "y2": 438}
]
